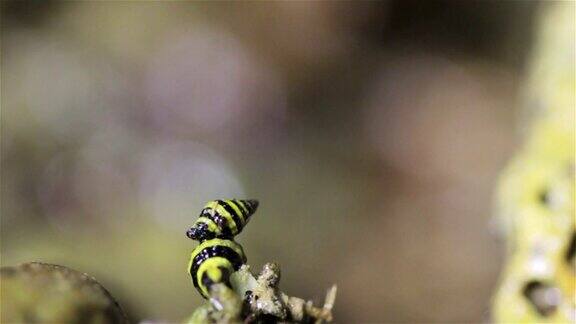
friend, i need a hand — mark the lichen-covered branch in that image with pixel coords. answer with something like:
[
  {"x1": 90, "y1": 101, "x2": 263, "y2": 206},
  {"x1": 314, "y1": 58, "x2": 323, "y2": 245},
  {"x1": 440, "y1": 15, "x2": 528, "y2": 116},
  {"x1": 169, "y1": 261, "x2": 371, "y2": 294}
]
[{"x1": 187, "y1": 263, "x2": 336, "y2": 324}]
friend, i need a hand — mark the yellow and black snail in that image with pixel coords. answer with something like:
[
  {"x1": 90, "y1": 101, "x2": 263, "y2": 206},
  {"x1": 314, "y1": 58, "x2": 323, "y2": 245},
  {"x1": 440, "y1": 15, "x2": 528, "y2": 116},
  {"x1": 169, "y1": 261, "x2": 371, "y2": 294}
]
[{"x1": 186, "y1": 199, "x2": 258, "y2": 299}]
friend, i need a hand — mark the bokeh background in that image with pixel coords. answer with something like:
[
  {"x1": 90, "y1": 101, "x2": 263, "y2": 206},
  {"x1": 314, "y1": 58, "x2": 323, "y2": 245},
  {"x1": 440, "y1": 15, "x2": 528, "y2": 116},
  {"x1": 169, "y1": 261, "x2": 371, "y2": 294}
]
[{"x1": 1, "y1": 1, "x2": 542, "y2": 322}]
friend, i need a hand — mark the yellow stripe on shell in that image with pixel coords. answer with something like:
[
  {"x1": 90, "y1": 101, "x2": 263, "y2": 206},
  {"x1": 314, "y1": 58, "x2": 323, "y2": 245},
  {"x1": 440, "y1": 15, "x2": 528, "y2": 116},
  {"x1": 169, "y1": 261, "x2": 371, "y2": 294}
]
[
  {"x1": 215, "y1": 205, "x2": 238, "y2": 234},
  {"x1": 203, "y1": 200, "x2": 239, "y2": 234},
  {"x1": 196, "y1": 256, "x2": 233, "y2": 298},
  {"x1": 235, "y1": 200, "x2": 250, "y2": 214},
  {"x1": 195, "y1": 216, "x2": 220, "y2": 234},
  {"x1": 206, "y1": 266, "x2": 223, "y2": 282},
  {"x1": 226, "y1": 200, "x2": 246, "y2": 223},
  {"x1": 187, "y1": 253, "x2": 194, "y2": 277}
]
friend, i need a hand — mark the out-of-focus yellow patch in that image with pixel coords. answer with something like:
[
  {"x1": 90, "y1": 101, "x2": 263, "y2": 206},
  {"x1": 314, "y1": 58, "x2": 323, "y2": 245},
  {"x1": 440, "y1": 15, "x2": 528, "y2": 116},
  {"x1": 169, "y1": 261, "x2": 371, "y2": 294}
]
[{"x1": 492, "y1": 2, "x2": 575, "y2": 323}]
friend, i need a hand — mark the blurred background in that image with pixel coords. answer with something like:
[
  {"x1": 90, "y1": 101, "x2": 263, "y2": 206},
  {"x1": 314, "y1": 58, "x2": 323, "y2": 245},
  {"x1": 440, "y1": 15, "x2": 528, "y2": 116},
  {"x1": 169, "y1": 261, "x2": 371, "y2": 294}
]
[{"x1": 1, "y1": 1, "x2": 542, "y2": 322}]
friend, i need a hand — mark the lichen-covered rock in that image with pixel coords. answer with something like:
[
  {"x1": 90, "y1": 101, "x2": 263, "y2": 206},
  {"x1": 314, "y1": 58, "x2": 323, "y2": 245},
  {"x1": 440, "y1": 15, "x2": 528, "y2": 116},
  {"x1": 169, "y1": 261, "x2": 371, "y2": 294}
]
[{"x1": 1, "y1": 262, "x2": 128, "y2": 324}]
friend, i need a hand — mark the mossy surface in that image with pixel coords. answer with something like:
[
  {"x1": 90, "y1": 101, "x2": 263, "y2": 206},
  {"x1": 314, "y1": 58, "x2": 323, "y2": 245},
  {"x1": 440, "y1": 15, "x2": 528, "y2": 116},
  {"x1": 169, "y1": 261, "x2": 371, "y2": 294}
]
[{"x1": 1, "y1": 262, "x2": 128, "y2": 324}]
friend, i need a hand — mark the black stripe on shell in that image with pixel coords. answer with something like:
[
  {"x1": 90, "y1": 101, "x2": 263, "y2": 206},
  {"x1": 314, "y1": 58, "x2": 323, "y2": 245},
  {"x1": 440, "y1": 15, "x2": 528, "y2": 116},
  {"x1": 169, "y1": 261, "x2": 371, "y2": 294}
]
[
  {"x1": 218, "y1": 200, "x2": 244, "y2": 232},
  {"x1": 244, "y1": 200, "x2": 259, "y2": 214},
  {"x1": 202, "y1": 209, "x2": 233, "y2": 238},
  {"x1": 189, "y1": 244, "x2": 245, "y2": 294}
]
